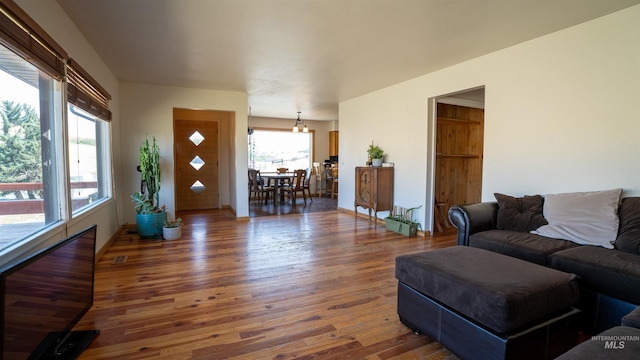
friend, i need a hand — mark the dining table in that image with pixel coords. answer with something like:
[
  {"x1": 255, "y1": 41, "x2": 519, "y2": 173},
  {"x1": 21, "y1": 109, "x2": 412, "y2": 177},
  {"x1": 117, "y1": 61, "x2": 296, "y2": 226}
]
[{"x1": 260, "y1": 172, "x2": 293, "y2": 205}]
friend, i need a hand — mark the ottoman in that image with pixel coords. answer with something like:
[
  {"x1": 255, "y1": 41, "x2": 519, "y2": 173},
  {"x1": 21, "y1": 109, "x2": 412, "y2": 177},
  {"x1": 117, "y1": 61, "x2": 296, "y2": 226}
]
[{"x1": 395, "y1": 246, "x2": 581, "y2": 360}]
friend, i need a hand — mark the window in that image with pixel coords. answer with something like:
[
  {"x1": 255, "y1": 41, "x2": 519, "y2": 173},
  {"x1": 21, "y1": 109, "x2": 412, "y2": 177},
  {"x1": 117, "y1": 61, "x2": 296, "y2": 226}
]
[
  {"x1": 0, "y1": 0, "x2": 112, "y2": 264},
  {"x1": 0, "y1": 44, "x2": 64, "y2": 252},
  {"x1": 68, "y1": 104, "x2": 110, "y2": 214},
  {"x1": 248, "y1": 129, "x2": 312, "y2": 172}
]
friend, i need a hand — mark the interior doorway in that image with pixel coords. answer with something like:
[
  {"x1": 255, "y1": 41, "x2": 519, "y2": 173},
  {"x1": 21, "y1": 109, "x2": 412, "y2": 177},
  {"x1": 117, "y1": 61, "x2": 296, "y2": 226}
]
[
  {"x1": 173, "y1": 108, "x2": 229, "y2": 211},
  {"x1": 432, "y1": 88, "x2": 485, "y2": 232}
]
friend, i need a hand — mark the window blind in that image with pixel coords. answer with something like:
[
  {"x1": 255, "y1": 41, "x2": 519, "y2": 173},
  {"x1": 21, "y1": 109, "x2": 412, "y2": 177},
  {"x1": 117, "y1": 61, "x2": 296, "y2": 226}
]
[
  {"x1": 1, "y1": 0, "x2": 111, "y2": 121},
  {"x1": 67, "y1": 58, "x2": 112, "y2": 121},
  {"x1": 0, "y1": 0, "x2": 66, "y2": 79}
]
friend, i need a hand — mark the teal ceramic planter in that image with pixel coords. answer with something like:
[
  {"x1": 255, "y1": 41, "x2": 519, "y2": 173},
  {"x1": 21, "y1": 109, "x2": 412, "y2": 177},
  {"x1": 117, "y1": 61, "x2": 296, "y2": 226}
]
[{"x1": 136, "y1": 212, "x2": 167, "y2": 238}]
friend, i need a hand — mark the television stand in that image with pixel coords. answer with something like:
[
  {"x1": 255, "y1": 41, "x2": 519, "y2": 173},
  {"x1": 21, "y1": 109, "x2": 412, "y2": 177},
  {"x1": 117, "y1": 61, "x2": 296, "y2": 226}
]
[{"x1": 31, "y1": 330, "x2": 99, "y2": 360}]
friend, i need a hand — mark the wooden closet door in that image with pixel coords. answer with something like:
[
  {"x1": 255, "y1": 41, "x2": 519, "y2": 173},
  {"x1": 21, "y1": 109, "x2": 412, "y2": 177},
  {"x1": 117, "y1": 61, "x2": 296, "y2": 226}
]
[{"x1": 435, "y1": 103, "x2": 484, "y2": 216}]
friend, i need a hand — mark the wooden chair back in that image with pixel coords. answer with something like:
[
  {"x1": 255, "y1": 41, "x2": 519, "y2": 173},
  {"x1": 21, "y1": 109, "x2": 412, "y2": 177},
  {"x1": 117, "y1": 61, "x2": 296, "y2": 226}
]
[
  {"x1": 325, "y1": 166, "x2": 333, "y2": 181},
  {"x1": 302, "y1": 168, "x2": 314, "y2": 201},
  {"x1": 248, "y1": 169, "x2": 262, "y2": 191},
  {"x1": 303, "y1": 168, "x2": 312, "y2": 186},
  {"x1": 330, "y1": 167, "x2": 339, "y2": 199},
  {"x1": 291, "y1": 169, "x2": 305, "y2": 189}
]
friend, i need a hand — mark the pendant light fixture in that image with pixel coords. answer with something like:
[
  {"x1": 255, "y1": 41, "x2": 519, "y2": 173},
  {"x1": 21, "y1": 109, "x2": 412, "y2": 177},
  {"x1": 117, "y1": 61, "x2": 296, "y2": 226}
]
[
  {"x1": 292, "y1": 112, "x2": 308, "y2": 133},
  {"x1": 292, "y1": 112, "x2": 299, "y2": 132}
]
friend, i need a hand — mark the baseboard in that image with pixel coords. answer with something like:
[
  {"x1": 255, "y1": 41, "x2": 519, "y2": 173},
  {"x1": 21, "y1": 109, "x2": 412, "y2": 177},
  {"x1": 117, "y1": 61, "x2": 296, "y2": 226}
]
[
  {"x1": 221, "y1": 205, "x2": 249, "y2": 222},
  {"x1": 96, "y1": 224, "x2": 130, "y2": 263},
  {"x1": 338, "y1": 207, "x2": 428, "y2": 237}
]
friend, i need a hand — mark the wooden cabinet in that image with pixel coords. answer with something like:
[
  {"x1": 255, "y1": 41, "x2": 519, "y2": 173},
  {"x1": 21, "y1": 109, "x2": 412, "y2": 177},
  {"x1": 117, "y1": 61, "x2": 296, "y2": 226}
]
[
  {"x1": 329, "y1": 131, "x2": 339, "y2": 156},
  {"x1": 354, "y1": 166, "x2": 393, "y2": 226}
]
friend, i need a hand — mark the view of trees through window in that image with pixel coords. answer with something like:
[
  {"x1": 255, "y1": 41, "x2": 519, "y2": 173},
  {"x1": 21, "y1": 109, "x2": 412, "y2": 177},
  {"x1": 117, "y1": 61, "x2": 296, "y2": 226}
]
[
  {"x1": 0, "y1": 42, "x2": 110, "y2": 254},
  {"x1": 0, "y1": 101, "x2": 42, "y2": 194},
  {"x1": 248, "y1": 130, "x2": 312, "y2": 173},
  {"x1": 68, "y1": 104, "x2": 108, "y2": 214},
  {"x1": 0, "y1": 51, "x2": 62, "y2": 250}
]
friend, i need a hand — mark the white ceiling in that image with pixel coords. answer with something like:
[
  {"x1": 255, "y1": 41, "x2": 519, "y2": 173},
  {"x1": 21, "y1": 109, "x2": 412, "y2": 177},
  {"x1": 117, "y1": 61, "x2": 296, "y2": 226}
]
[{"x1": 56, "y1": 0, "x2": 639, "y2": 121}]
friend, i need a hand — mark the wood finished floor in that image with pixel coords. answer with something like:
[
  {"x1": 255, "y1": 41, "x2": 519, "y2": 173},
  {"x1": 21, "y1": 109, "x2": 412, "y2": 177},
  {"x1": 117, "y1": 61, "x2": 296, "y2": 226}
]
[
  {"x1": 76, "y1": 209, "x2": 459, "y2": 359},
  {"x1": 248, "y1": 194, "x2": 339, "y2": 218}
]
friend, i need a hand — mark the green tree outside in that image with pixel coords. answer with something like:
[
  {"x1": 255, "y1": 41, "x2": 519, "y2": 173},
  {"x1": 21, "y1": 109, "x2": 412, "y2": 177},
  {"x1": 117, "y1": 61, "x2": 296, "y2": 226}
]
[{"x1": 0, "y1": 100, "x2": 42, "y2": 199}]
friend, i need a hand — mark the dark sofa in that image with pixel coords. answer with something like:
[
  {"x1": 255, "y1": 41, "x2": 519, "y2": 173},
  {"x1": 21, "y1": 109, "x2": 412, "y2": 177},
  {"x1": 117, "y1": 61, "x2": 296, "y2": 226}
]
[
  {"x1": 556, "y1": 305, "x2": 640, "y2": 359},
  {"x1": 448, "y1": 196, "x2": 640, "y2": 333}
]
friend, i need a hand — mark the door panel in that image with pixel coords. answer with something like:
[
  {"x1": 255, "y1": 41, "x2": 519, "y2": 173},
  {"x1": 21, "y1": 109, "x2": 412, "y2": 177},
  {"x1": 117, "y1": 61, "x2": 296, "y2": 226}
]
[
  {"x1": 434, "y1": 102, "x2": 484, "y2": 228},
  {"x1": 174, "y1": 118, "x2": 219, "y2": 211}
]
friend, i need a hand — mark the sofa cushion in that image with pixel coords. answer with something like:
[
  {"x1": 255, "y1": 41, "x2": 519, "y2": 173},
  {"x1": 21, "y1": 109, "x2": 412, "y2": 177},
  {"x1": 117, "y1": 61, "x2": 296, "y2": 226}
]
[
  {"x1": 494, "y1": 193, "x2": 547, "y2": 232},
  {"x1": 469, "y1": 230, "x2": 580, "y2": 266},
  {"x1": 616, "y1": 197, "x2": 640, "y2": 255},
  {"x1": 622, "y1": 306, "x2": 640, "y2": 328},
  {"x1": 549, "y1": 246, "x2": 640, "y2": 304},
  {"x1": 532, "y1": 188, "x2": 622, "y2": 249},
  {"x1": 395, "y1": 246, "x2": 579, "y2": 334},
  {"x1": 555, "y1": 326, "x2": 640, "y2": 360}
]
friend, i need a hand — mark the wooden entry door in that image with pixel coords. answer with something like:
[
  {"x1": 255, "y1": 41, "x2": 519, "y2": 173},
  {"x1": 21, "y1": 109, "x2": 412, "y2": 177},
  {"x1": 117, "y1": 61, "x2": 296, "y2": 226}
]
[{"x1": 174, "y1": 112, "x2": 220, "y2": 211}]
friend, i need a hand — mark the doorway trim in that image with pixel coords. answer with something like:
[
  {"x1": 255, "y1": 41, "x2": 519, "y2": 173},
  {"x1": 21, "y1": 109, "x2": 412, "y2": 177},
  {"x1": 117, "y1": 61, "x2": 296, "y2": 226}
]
[{"x1": 426, "y1": 86, "x2": 485, "y2": 234}]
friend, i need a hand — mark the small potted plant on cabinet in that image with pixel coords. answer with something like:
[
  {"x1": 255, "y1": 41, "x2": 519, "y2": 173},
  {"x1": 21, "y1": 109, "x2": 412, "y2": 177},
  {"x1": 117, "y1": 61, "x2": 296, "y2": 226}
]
[
  {"x1": 368, "y1": 144, "x2": 384, "y2": 167},
  {"x1": 163, "y1": 217, "x2": 183, "y2": 240},
  {"x1": 385, "y1": 205, "x2": 422, "y2": 236},
  {"x1": 131, "y1": 135, "x2": 166, "y2": 238}
]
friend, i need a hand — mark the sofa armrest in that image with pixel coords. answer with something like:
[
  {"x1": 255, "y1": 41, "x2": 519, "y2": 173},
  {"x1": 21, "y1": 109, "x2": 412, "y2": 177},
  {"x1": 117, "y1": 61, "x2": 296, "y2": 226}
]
[
  {"x1": 448, "y1": 202, "x2": 499, "y2": 246},
  {"x1": 622, "y1": 306, "x2": 640, "y2": 329}
]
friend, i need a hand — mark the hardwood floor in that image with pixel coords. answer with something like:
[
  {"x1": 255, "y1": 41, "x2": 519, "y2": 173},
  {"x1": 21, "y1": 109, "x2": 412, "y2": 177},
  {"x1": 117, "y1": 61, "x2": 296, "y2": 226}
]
[
  {"x1": 248, "y1": 195, "x2": 339, "y2": 217},
  {"x1": 76, "y1": 209, "x2": 459, "y2": 359}
]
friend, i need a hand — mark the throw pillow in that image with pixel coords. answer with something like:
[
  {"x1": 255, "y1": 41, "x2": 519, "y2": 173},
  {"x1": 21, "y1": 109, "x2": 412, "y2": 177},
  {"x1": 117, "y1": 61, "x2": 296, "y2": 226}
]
[
  {"x1": 531, "y1": 188, "x2": 622, "y2": 249},
  {"x1": 615, "y1": 197, "x2": 640, "y2": 255},
  {"x1": 494, "y1": 193, "x2": 547, "y2": 232}
]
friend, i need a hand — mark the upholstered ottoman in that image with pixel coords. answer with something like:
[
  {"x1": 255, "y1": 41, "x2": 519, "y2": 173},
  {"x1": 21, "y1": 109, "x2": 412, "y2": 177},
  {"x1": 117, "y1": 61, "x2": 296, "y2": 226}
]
[{"x1": 395, "y1": 246, "x2": 581, "y2": 360}]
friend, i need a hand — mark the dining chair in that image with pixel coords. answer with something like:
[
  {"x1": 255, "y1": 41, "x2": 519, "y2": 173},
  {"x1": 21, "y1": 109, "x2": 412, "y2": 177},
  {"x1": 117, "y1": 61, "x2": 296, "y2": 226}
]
[
  {"x1": 276, "y1": 167, "x2": 290, "y2": 186},
  {"x1": 324, "y1": 166, "x2": 333, "y2": 198},
  {"x1": 302, "y1": 167, "x2": 313, "y2": 202},
  {"x1": 247, "y1": 168, "x2": 267, "y2": 200},
  {"x1": 248, "y1": 168, "x2": 255, "y2": 200},
  {"x1": 330, "y1": 167, "x2": 339, "y2": 199},
  {"x1": 282, "y1": 169, "x2": 307, "y2": 205},
  {"x1": 248, "y1": 169, "x2": 274, "y2": 205}
]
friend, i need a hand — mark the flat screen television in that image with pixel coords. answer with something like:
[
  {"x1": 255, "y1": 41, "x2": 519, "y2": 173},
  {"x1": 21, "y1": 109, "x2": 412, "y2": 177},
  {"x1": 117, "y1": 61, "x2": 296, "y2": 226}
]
[{"x1": 0, "y1": 225, "x2": 99, "y2": 360}]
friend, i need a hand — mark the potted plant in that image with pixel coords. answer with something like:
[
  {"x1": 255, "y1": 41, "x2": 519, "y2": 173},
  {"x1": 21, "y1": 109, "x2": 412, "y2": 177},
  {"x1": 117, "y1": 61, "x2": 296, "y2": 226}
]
[
  {"x1": 368, "y1": 143, "x2": 384, "y2": 167},
  {"x1": 131, "y1": 135, "x2": 166, "y2": 238},
  {"x1": 385, "y1": 205, "x2": 422, "y2": 236},
  {"x1": 163, "y1": 217, "x2": 183, "y2": 240}
]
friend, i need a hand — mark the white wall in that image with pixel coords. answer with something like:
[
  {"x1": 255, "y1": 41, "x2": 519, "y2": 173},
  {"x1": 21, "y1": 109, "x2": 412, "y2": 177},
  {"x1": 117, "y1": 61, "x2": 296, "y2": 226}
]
[
  {"x1": 340, "y1": 5, "x2": 640, "y2": 232},
  {"x1": 119, "y1": 83, "x2": 248, "y2": 223},
  {"x1": 16, "y1": 0, "x2": 121, "y2": 257},
  {"x1": 248, "y1": 116, "x2": 335, "y2": 164}
]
